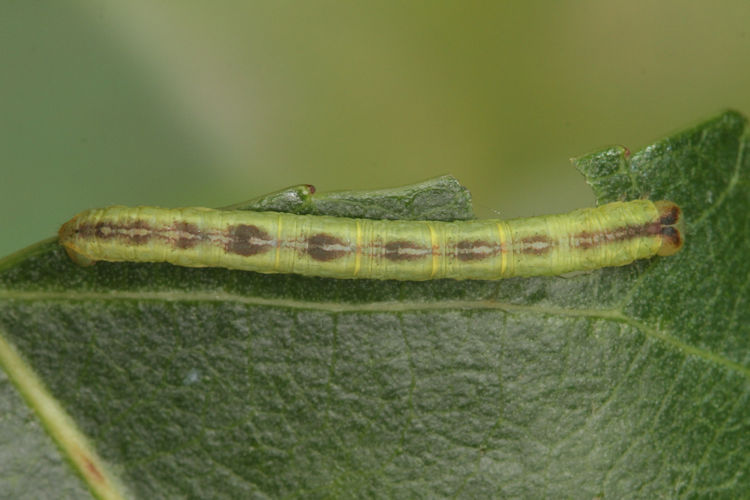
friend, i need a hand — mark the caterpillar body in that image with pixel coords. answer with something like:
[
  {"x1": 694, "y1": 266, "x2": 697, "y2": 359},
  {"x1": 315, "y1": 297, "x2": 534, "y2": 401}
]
[{"x1": 58, "y1": 199, "x2": 682, "y2": 281}]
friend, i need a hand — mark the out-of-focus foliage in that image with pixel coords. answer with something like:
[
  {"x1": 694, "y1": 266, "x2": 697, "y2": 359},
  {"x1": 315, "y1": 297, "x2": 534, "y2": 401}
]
[{"x1": 2, "y1": 2, "x2": 750, "y2": 253}]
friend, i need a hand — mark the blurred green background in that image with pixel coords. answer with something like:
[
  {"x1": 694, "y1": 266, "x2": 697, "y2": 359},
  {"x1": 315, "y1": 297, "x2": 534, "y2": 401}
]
[{"x1": 2, "y1": 1, "x2": 750, "y2": 257}]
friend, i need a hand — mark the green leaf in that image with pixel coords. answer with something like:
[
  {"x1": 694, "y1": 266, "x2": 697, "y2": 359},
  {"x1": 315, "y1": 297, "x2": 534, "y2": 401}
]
[
  {"x1": 1, "y1": 111, "x2": 748, "y2": 498},
  {"x1": 221, "y1": 174, "x2": 474, "y2": 220}
]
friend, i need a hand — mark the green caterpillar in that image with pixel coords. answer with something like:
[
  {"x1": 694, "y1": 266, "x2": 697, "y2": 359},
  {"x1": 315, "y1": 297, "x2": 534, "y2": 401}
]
[{"x1": 58, "y1": 198, "x2": 682, "y2": 280}]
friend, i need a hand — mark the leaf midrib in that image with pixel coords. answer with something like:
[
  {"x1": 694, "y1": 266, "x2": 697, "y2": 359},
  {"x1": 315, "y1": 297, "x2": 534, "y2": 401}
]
[{"x1": 2, "y1": 288, "x2": 747, "y2": 379}]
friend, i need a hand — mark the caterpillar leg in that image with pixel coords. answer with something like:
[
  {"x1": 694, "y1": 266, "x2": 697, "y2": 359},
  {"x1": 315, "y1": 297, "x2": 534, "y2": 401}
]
[{"x1": 63, "y1": 247, "x2": 97, "y2": 266}]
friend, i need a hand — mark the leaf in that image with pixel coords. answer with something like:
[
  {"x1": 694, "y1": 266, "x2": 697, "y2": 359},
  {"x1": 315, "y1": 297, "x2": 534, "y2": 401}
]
[
  {"x1": 1, "y1": 111, "x2": 749, "y2": 498},
  {"x1": 222, "y1": 174, "x2": 474, "y2": 221}
]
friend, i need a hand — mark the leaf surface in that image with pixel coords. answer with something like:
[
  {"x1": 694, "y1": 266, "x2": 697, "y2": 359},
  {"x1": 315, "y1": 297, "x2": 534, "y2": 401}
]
[{"x1": 1, "y1": 111, "x2": 748, "y2": 498}]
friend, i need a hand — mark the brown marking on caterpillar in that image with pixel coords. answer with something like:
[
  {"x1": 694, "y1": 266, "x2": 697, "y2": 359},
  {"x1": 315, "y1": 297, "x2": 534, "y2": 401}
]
[
  {"x1": 519, "y1": 235, "x2": 553, "y2": 255},
  {"x1": 574, "y1": 230, "x2": 597, "y2": 250},
  {"x1": 76, "y1": 223, "x2": 109, "y2": 240},
  {"x1": 655, "y1": 201, "x2": 681, "y2": 226},
  {"x1": 172, "y1": 222, "x2": 203, "y2": 249},
  {"x1": 78, "y1": 221, "x2": 153, "y2": 245},
  {"x1": 384, "y1": 240, "x2": 430, "y2": 261},
  {"x1": 660, "y1": 226, "x2": 679, "y2": 241},
  {"x1": 307, "y1": 233, "x2": 349, "y2": 261},
  {"x1": 456, "y1": 240, "x2": 498, "y2": 261},
  {"x1": 226, "y1": 224, "x2": 273, "y2": 256},
  {"x1": 574, "y1": 220, "x2": 670, "y2": 250},
  {"x1": 653, "y1": 201, "x2": 683, "y2": 256},
  {"x1": 658, "y1": 226, "x2": 683, "y2": 256},
  {"x1": 659, "y1": 206, "x2": 679, "y2": 225},
  {"x1": 75, "y1": 223, "x2": 94, "y2": 240},
  {"x1": 128, "y1": 221, "x2": 152, "y2": 245},
  {"x1": 125, "y1": 221, "x2": 151, "y2": 245},
  {"x1": 570, "y1": 200, "x2": 683, "y2": 257}
]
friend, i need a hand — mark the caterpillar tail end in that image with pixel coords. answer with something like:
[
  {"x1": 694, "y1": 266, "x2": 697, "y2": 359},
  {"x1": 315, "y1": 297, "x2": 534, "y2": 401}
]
[
  {"x1": 654, "y1": 201, "x2": 683, "y2": 256},
  {"x1": 58, "y1": 216, "x2": 97, "y2": 266}
]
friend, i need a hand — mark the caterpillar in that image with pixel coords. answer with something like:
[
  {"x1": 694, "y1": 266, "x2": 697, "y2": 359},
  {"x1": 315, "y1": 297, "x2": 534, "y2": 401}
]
[{"x1": 58, "y1": 199, "x2": 682, "y2": 280}]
